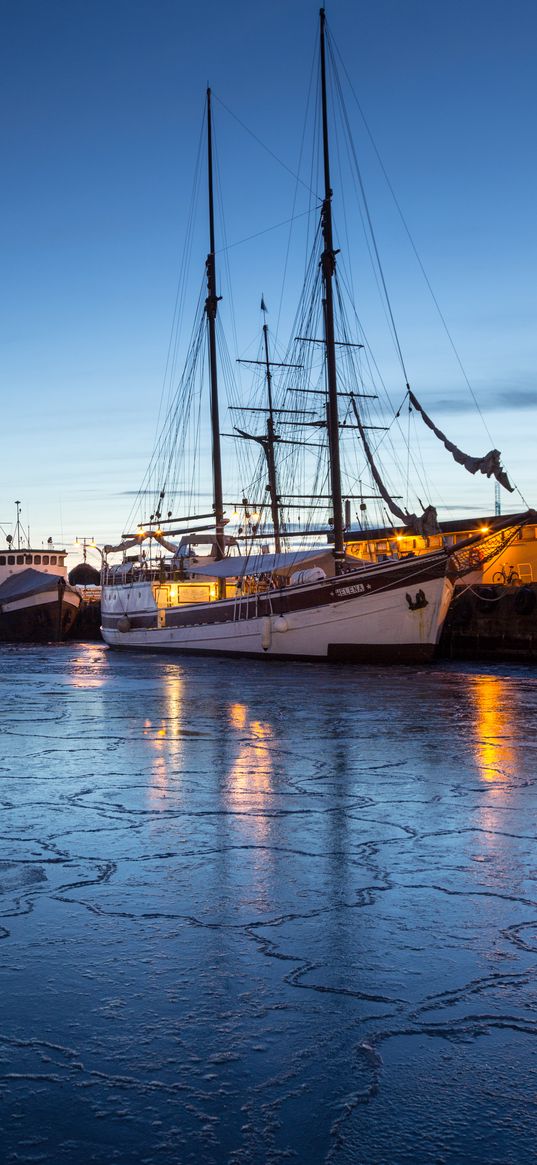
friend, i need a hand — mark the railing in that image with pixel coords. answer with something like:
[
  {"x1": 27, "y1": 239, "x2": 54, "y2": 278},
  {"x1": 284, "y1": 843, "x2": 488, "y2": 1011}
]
[{"x1": 450, "y1": 522, "x2": 527, "y2": 577}]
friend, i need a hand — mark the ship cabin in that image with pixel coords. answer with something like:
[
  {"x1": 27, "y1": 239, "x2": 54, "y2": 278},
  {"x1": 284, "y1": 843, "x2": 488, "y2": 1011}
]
[
  {"x1": 0, "y1": 549, "x2": 68, "y2": 583},
  {"x1": 344, "y1": 516, "x2": 537, "y2": 585},
  {"x1": 103, "y1": 535, "x2": 337, "y2": 612}
]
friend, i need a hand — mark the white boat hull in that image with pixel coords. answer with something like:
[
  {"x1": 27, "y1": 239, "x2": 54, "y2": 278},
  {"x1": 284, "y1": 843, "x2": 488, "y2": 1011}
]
[{"x1": 101, "y1": 556, "x2": 454, "y2": 663}]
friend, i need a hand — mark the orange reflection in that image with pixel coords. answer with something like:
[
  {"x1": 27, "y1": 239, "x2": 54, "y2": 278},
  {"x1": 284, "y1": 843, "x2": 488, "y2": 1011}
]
[
  {"x1": 229, "y1": 702, "x2": 248, "y2": 730},
  {"x1": 145, "y1": 673, "x2": 184, "y2": 809},
  {"x1": 67, "y1": 644, "x2": 107, "y2": 688},
  {"x1": 227, "y1": 705, "x2": 274, "y2": 839},
  {"x1": 470, "y1": 674, "x2": 517, "y2": 790}
]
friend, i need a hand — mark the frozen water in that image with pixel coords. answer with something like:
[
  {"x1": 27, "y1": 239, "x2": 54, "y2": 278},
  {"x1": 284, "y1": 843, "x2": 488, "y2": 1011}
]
[{"x1": 1, "y1": 643, "x2": 537, "y2": 1163}]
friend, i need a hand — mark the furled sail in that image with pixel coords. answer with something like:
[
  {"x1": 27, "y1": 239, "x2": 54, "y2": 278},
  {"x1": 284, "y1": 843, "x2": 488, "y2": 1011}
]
[
  {"x1": 408, "y1": 389, "x2": 514, "y2": 492},
  {"x1": 350, "y1": 396, "x2": 439, "y2": 536},
  {"x1": 103, "y1": 534, "x2": 149, "y2": 555}
]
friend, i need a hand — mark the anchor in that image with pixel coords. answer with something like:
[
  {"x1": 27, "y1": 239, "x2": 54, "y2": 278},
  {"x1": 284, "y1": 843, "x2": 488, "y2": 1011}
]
[{"x1": 406, "y1": 589, "x2": 428, "y2": 611}]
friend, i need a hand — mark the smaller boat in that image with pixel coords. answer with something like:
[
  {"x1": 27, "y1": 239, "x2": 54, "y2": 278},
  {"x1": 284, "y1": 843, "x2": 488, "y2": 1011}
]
[{"x1": 0, "y1": 505, "x2": 81, "y2": 642}]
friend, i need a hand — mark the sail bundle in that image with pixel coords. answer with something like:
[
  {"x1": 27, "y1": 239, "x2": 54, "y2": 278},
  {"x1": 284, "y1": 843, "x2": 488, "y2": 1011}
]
[
  {"x1": 408, "y1": 390, "x2": 514, "y2": 492},
  {"x1": 349, "y1": 396, "x2": 440, "y2": 535}
]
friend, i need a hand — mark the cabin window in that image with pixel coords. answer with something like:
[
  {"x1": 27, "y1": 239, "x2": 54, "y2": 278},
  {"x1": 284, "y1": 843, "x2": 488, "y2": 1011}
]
[
  {"x1": 50, "y1": 555, "x2": 57, "y2": 565},
  {"x1": 17, "y1": 555, "x2": 24, "y2": 564},
  {"x1": 376, "y1": 541, "x2": 387, "y2": 551},
  {"x1": 8, "y1": 556, "x2": 15, "y2": 564},
  {"x1": 25, "y1": 555, "x2": 32, "y2": 564},
  {"x1": 0, "y1": 556, "x2": 5, "y2": 565},
  {"x1": 517, "y1": 563, "x2": 533, "y2": 583},
  {"x1": 34, "y1": 554, "x2": 41, "y2": 564},
  {"x1": 42, "y1": 555, "x2": 49, "y2": 565}
]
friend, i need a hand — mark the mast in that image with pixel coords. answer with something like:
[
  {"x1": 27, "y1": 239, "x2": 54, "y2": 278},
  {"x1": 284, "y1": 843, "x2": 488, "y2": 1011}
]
[
  {"x1": 262, "y1": 316, "x2": 282, "y2": 553},
  {"x1": 319, "y1": 7, "x2": 345, "y2": 564},
  {"x1": 14, "y1": 500, "x2": 22, "y2": 551},
  {"x1": 205, "y1": 87, "x2": 225, "y2": 562}
]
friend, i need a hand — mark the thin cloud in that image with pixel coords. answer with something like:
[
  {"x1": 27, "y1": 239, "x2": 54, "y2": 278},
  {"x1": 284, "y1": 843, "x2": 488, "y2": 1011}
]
[{"x1": 421, "y1": 386, "x2": 537, "y2": 416}]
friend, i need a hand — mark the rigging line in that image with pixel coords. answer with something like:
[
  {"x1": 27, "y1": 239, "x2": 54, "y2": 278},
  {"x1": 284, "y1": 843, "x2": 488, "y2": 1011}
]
[
  {"x1": 215, "y1": 206, "x2": 317, "y2": 255},
  {"x1": 332, "y1": 287, "x2": 405, "y2": 498},
  {"x1": 213, "y1": 93, "x2": 320, "y2": 201},
  {"x1": 276, "y1": 31, "x2": 320, "y2": 343},
  {"x1": 328, "y1": 57, "x2": 358, "y2": 314},
  {"x1": 405, "y1": 395, "x2": 411, "y2": 510},
  {"x1": 336, "y1": 267, "x2": 412, "y2": 448},
  {"x1": 329, "y1": 33, "x2": 506, "y2": 455},
  {"x1": 328, "y1": 38, "x2": 409, "y2": 388},
  {"x1": 336, "y1": 196, "x2": 401, "y2": 376},
  {"x1": 155, "y1": 111, "x2": 206, "y2": 443},
  {"x1": 125, "y1": 275, "x2": 206, "y2": 532},
  {"x1": 334, "y1": 266, "x2": 390, "y2": 398},
  {"x1": 211, "y1": 125, "x2": 243, "y2": 418}
]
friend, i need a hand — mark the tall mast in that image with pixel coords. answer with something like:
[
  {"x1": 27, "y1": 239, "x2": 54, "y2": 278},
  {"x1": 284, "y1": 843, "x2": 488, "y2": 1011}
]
[
  {"x1": 262, "y1": 316, "x2": 282, "y2": 553},
  {"x1": 14, "y1": 500, "x2": 22, "y2": 551},
  {"x1": 205, "y1": 87, "x2": 225, "y2": 561},
  {"x1": 319, "y1": 7, "x2": 344, "y2": 564}
]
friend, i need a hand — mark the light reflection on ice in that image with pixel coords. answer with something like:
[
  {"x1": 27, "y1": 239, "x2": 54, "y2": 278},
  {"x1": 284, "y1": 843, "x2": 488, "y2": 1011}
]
[
  {"x1": 144, "y1": 671, "x2": 185, "y2": 809},
  {"x1": 470, "y1": 673, "x2": 518, "y2": 790},
  {"x1": 227, "y1": 702, "x2": 274, "y2": 842},
  {"x1": 66, "y1": 643, "x2": 109, "y2": 688}
]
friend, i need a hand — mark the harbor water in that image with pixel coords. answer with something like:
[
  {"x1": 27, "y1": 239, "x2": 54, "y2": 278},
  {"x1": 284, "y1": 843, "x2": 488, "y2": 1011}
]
[{"x1": 2, "y1": 643, "x2": 537, "y2": 1164}]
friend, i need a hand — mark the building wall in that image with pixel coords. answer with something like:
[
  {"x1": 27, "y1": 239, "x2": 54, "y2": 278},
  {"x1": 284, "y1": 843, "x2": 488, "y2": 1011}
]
[{"x1": 346, "y1": 523, "x2": 537, "y2": 585}]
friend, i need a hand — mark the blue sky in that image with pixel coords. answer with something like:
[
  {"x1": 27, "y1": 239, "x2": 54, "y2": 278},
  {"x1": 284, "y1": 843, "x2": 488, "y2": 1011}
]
[{"x1": 1, "y1": 0, "x2": 536, "y2": 558}]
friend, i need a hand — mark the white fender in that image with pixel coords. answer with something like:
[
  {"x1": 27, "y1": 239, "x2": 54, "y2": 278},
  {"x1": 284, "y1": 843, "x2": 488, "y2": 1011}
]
[
  {"x1": 273, "y1": 616, "x2": 288, "y2": 633},
  {"x1": 261, "y1": 617, "x2": 272, "y2": 651}
]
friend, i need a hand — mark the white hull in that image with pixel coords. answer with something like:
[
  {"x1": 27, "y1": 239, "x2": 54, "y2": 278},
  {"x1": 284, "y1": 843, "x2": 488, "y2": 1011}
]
[
  {"x1": 0, "y1": 588, "x2": 80, "y2": 616},
  {"x1": 101, "y1": 558, "x2": 454, "y2": 663}
]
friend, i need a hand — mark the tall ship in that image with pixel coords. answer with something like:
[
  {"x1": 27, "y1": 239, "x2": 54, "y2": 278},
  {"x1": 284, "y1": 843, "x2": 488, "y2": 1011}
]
[
  {"x1": 101, "y1": 11, "x2": 533, "y2": 663},
  {"x1": 0, "y1": 503, "x2": 81, "y2": 642}
]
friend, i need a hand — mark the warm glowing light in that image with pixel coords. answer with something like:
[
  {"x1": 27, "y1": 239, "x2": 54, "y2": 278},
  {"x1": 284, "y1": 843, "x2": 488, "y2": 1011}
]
[
  {"x1": 227, "y1": 705, "x2": 274, "y2": 841},
  {"x1": 66, "y1": 645, "x2": 107, "y2": 688},
  {"x1": 146, "y1": 674, "x2": 185, "y2": 810},
  {"x1": 229, "y1": 702, "x2": 248, "y2": 729},
  {"x1": 137, "y1": 527, "x2": 144, "y2": 537},
  {"x1": 251, "y1": 512, "x2": 260, "y2": 522},
  {"x1": 480, "y1": 526, "x2": 489, "y2": 534},
  {"x1": 155, "y1": 527, "x2": 163, "y2": 536},
  {"x1": 470, "y1": 674, "x2": 516, "y2": 791}
]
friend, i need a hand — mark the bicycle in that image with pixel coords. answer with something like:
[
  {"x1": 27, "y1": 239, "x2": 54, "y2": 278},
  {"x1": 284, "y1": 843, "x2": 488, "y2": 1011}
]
[{"x1": 492, "y1": 565, "x2": 520, "y2": 585}]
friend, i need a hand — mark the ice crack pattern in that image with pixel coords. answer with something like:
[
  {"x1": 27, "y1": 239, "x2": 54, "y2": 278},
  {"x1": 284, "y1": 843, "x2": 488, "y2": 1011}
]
[{"x1": 1, "y1": 644, "x2": 537, "y2": 1163}]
